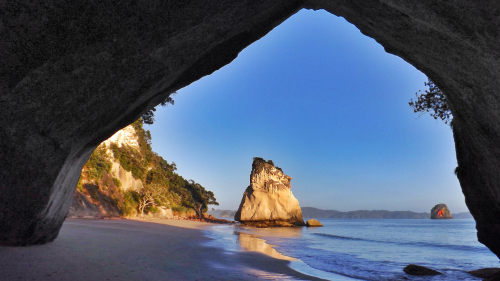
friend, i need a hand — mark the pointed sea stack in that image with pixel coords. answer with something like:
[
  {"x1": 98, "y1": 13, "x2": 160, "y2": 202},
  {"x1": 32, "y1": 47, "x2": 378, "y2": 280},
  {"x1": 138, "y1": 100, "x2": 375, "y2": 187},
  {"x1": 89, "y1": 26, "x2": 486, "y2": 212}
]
[
  {"x1": 430, "y1": 204, "x2": 453, "y2": 219},
  {"x1": 235, "y1": 158, "x2": 305, "y2": 227}
]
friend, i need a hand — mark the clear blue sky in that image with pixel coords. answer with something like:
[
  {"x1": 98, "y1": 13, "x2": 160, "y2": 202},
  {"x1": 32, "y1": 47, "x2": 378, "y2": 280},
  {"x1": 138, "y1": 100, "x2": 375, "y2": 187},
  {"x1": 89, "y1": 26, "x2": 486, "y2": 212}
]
[{"x1": 147, "y1": 9, "x2": 467, "y2": 213}]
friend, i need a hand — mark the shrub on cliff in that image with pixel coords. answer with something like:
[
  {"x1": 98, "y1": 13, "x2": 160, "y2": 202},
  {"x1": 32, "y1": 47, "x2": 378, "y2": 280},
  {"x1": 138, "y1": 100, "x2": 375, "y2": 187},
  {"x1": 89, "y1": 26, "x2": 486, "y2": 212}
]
[
  {"x1": 141, "y1": 93, "x2": 176, "y2": 125},
  {"x1": 409, "y1": 79, "x2": 452, "y2": 124},
  {"x1": 112, "y1": 177, "x2": 122, "y2": 188},
  {"x1": 86, "y1": 145, "x2": 112, "y2": 182}
]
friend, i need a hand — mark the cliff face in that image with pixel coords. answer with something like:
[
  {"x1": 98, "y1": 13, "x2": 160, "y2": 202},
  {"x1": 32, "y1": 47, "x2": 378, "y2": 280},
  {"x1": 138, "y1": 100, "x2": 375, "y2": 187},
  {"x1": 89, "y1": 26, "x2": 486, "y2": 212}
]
[
  {"x1": 430, "y1": 204, "x2": 453, "y2": 219},
  {"x1": 102, "y1": 125, "x2": 144, "y2": 193},
  {"x1": 67, "y1": 121, "x2": 212, "y2": 219},
  {"x1": 67, "y1": 124, "x2": 144, "y2": 219},
  {"x1": 235, "y1": 158, "x2": 305, "y2": 226}
]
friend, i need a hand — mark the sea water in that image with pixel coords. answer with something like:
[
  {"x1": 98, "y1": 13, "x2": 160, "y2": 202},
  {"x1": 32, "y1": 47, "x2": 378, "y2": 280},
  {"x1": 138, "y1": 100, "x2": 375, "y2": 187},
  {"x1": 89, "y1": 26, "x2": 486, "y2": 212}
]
[{"x1": 204, "y1": 219, "x2": 499, "y2": 280}]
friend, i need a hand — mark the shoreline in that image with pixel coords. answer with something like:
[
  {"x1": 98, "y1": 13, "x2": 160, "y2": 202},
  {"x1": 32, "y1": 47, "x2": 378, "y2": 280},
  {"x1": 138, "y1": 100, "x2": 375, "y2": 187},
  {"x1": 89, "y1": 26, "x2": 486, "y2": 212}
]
[{"x1": 0, "y1": 218, "x2": 329, "y2": 281}]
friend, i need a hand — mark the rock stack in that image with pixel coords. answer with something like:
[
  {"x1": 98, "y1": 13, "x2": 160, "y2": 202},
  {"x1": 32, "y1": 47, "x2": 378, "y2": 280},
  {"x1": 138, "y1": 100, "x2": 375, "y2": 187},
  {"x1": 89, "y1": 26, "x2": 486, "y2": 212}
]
[
  {"x1": 234, "y1": 158, "x2": 305, "y2": 227},
  {"x1": 430, "y1": 203, "x2": 453, "y2": 219}
]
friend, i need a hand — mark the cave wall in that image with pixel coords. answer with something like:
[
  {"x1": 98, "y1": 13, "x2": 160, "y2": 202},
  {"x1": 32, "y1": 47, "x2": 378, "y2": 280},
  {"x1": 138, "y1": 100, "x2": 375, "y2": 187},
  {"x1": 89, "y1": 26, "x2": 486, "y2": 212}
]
[
  {"x1": 1, "y1": 0, "x2": 500, "y2": 258},
  {"x1": 0, "y1": 0, "x2": 304, "y2": 245}
]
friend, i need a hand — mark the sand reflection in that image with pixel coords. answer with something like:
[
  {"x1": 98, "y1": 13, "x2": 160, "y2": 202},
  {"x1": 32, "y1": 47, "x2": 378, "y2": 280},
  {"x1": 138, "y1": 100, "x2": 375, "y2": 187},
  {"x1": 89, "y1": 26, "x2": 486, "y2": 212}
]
[{"x1": 235, "y1": 232, "x2": 295, "y2": 261}]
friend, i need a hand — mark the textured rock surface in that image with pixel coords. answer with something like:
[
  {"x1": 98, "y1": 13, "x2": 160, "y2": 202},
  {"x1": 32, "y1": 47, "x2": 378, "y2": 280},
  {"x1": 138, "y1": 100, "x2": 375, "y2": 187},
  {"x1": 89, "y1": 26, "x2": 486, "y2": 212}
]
[
  {"x1": 67, "y1": 178, "x2": 121, "y2": 219},
  {"x1": 67, "y1": 125, "x2": 143, "y2": 218},
  {"x1": 103, "y1": 125, "x2": 144, "y2": 192},
  {"x1": 235, "y1": 158, "x2": 305, "y2": 226},
  {"x1": 0, "y1": 0, "x2": 303, "y2": 245},
  {"x1": 0, "y1": 1, "x2": 500, "y2": 258},
  {"x1": 306, "y1": 219, "x2": 323, "y2": 227},
  {"x1": 403, "y1": 264, "x2": 442, "y2": 276},
  {"x1": 430, "y1": 203, "x2": 453, "y2": 219},
  {"x1": 467, "y1": 268, "x2": 500, "y2": 279}
]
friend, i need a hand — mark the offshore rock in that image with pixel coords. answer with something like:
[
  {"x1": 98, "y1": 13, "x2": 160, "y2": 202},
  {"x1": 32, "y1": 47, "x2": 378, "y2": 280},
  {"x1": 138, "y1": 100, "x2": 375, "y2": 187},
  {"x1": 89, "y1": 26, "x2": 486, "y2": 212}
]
[
  {"x1": 403, "y1": 264, "x2": 442, "y2": 276},
  {"x1": 467, "y1": 268, "x2": 500, "y2": 279},
  {"x1": 430, "y1": 204, "x2": 453, "y2": 219},
  {"x1": 306, "y1": 219, "x2": 323, "y2": 227},
  {"x1": 235, "y1": 158, "x2": 305, "y2": 227}
]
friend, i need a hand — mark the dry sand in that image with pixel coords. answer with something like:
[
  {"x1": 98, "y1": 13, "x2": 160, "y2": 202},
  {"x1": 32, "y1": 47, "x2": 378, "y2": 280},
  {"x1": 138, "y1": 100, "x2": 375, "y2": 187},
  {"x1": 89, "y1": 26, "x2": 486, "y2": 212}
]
[{"x1": 0, "y1": 219, "x2": 326, "y2": 280}]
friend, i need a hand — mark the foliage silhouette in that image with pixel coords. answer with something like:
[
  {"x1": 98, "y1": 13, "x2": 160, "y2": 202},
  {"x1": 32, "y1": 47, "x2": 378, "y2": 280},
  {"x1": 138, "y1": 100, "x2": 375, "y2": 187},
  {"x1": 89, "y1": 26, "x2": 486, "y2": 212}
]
[{"x1": 409, "y1": 79, "x2": 452, "y2": 124}]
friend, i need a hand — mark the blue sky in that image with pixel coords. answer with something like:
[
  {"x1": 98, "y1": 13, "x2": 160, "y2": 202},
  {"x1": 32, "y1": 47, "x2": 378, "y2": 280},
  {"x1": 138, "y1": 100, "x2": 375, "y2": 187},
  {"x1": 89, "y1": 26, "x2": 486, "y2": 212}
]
[{"x1": 147, "y1": 9, "x2": 467, "y2": 213}]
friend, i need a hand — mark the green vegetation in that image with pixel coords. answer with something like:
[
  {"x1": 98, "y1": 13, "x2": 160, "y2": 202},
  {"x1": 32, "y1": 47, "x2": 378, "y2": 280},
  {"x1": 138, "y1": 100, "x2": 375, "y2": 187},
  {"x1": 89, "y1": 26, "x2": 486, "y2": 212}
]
[
  {"x1": 84, "y1": 184, "x2": 100, "y2": 202},
  {"x1": 85, "y1": 144, "x2": 112, "y2": 182},
  {"x1": 112, "y1": 177, "x2": 122, "y2": 188},
  {"x1": 122, "y1": 190, "x2": 141, "y2": 216},
  {"x1": 253, "y1": 157, "x2": 283, "y2": 172},
  {"x1": 78, "y1": 118, "x2": 218, "y2": 217},
  {"x1": 183, "y1": 180, "x2": 219, "y2": 217},
  {"x1": 76, "y1": 177, "x2": 84, "y2": 193},
  {"x1": 141, "y1": 93, "x2": 176, "y2": 125},
  {"x1": 409, "y1": 79, "x2": 452, "y2": 124}
]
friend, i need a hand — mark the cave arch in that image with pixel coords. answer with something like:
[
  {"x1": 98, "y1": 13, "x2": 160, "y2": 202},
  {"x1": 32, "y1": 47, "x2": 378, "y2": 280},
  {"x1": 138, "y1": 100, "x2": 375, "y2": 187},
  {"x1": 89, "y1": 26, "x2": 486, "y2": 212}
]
[{"x1": 1, "y1": 0, "x2": 500, "y2": 259}]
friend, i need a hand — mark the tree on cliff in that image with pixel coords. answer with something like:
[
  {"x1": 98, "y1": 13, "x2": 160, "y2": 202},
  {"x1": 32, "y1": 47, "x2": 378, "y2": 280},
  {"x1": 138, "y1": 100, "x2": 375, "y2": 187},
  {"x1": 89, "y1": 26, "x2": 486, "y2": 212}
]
[
  {"x1": 141, "y1": 93, "x2": 176, "y2": 125},
  {"x1": 184, "y1": 180, "x2": 219, "y2": 218},
  {"x1": 138, "y1": 182, "x2": 170, "y2": 216},
  {"x1": 409, "y1": 79, "x2": 452, "y2": 124}
]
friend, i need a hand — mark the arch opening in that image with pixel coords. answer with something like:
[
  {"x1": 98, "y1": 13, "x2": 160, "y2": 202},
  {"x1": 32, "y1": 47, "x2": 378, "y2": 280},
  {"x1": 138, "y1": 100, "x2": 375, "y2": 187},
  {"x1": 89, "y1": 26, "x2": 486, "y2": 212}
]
[{"x1": 139, "y1": 9, "x2": 499, "y2": 276}]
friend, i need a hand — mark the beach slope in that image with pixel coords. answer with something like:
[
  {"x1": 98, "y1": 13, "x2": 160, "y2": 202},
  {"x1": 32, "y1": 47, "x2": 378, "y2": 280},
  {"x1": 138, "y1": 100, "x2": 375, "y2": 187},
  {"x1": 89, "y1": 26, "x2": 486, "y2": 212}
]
[{"x1": 0, "y1": 219, "x2": 325, "y2": 280}]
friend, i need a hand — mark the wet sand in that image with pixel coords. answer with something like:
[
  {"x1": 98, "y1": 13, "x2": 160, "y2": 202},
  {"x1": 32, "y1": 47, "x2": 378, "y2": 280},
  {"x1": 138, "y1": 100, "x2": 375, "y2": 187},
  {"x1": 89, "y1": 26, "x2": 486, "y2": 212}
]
[{"x1": 0, "y1": 219, "x2": 326, "y2": 280}]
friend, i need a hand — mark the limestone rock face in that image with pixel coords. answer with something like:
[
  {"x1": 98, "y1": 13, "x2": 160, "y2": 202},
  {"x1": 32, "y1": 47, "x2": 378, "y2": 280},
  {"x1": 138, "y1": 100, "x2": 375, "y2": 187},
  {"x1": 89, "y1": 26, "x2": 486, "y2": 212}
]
[
  {"x1": 430, "y1": 204, "x2": 453, "y2": 219},
  {"x1": 235, "y1": 158, "x2": 305, "y2": 226},
  {"x1": 104, "y1": 125, "x2": 144, "y2": 192},
  {"x1": 67, "y1": 124, "x2": 144, "y2": 218}
]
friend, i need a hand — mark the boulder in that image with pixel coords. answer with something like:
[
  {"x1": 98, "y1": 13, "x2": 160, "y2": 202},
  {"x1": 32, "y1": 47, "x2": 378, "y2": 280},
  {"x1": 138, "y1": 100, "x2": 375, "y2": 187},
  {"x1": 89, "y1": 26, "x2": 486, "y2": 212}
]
[
  {"x1": 430, "y1": 204, "x2": 453, "y2": 219},
  {"x1": 403, "y1": 264, "x2": 442, "y2": 276},
  {"x1": 306, "y1": 219, "x2": 323, "y2": 227},
  {"x1": 467, "y1": 268, "x2": 500, "y2": 279},
  {"x1": 235, "y1": 158, "x2": 305, "y2": 226}
]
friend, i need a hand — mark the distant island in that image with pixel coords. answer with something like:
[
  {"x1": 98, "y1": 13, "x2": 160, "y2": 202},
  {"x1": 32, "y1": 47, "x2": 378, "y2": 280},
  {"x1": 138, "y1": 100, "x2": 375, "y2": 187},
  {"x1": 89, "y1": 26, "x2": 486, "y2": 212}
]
[
  {"x1": 209, "y1": 210, "x2": 236, "y2": 218},
  {"x1": 299, "y1": 207, "x2": 474, "y2": 219},
  {"x1": 209, "y1": 208, "x2": 473, "y2": 219}
]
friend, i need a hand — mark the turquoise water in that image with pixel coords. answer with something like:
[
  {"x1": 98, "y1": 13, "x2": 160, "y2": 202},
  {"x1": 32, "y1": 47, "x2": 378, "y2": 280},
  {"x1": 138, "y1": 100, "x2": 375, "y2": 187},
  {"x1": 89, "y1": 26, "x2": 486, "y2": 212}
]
[{"x1": 205, "y1": 219, "x2": 499, "y2": 280}]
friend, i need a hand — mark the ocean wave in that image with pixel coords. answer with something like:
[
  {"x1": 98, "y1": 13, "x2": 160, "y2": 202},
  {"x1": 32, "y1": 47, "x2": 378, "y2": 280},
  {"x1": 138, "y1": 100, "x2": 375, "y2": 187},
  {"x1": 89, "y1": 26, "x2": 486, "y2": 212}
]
[{"x1": 311, "y1": 233, "x2": 487, "y2": 252}]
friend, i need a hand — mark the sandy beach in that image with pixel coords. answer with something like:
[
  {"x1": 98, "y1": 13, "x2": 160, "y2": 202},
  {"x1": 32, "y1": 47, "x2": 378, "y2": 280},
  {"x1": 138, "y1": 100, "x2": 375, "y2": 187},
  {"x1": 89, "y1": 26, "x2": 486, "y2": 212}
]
[{"x1": 0, "y1": 219, "x2": 326, "y2": 281}]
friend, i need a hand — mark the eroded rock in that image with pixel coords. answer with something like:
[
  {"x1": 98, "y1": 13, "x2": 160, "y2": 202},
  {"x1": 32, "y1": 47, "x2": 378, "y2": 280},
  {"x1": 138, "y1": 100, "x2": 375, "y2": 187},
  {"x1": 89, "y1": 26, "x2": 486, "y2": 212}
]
[
  {"x1": 306, "y1": 219, "x2": 323, "y2": 227},
  {"x1": 235, "y1": 158, "x2": 305, "y2": 227},
  {"x1": 467, "y1": 268, "x2": 500, "y2": 279},
  {"x1": 403, "y1": 264, "x2": 442, "y2": 276},
  {"x1": 430, "y1": 204, "x2": 453, "y2": 219}
]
